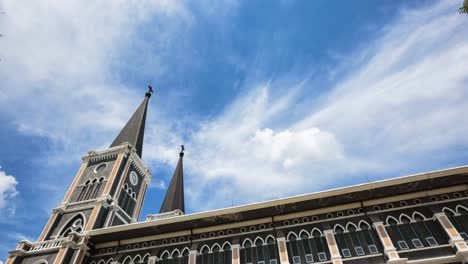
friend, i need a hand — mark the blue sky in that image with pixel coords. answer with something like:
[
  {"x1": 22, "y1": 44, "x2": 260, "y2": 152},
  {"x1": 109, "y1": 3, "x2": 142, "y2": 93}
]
[{"x1": 1, "y1": 0, "x2": 468, "y2": 260}]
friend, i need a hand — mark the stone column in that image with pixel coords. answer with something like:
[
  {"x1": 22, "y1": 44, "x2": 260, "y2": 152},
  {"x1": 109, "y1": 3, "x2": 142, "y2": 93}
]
[
  {"x1": 276, "y1": 237, "x2": 290, "y2": 264},
  {"x1": 189, "y1": 250, "x2": 198, "y2": 264},
  {"x1": 148, "y1": 256, "x2": 158, "y2": 264},
  {"x1": 232, "y1": 244, "x2": 240, "y2": 264},
  {"x1": 434, "y1": 212, "x2": 468, "y2": 263},
  {"x1": 372, "y1": 222, "x2": 407, "y2": 264},
  {"x1": 323, "y1": 230, "x2": 342, "y2": 264}
]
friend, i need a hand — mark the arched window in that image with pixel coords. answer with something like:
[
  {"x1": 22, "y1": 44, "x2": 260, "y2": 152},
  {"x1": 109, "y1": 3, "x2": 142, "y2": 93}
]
[
  {"x1": 445, "y1": 206, "x2": 468, "y2": 241},
  {"x1": 161, "y1": 251, "x2": 172, "y2": 264},
  {"x1": 182, "y1": 249, "x2": 190, "y2": 264},
  {"x1": 122, "y1": 256, "x2": 133, "y2": 264},
  {"x1": 222, "y1": 243, "x2": 232, "y2": 264},
  {"x1": 265, "y1": 237, "x2": 279, "y2": 264},
  {"x1": 385, "y1": 212, "x2": 449, "y2": 250},
  {"x1": 357, "y1": 221, "x2": 380, "y2": 255},
  {"x1": 240, "y1": 240, "x2": 253, "y2": 264},
  {"x1": 197, "y1": 246, "x2": 208, "y2": 264},
  {"x1": 172, "y1": 250, "x2": 182, "y2": 264},
  {"x1": 254, "y1": 238, "x2": 265, "y2": 264},
  {"x1": 286, "y1": 233, "x2": 300, "y2": 264},
  {"x1": 58, "y1": 214, "x2": 84, "y2": 237}
]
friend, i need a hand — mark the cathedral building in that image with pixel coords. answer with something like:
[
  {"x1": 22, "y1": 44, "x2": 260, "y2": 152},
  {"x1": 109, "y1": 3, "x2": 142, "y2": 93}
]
[{"x1": 6, "y1": 90, "x2": 468, "y2": 264}]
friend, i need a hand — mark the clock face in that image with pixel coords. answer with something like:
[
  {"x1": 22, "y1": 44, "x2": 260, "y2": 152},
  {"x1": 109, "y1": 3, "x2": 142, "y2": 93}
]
[{"x1": 130, "y1": 171, "x2": 138, "y2": 186}]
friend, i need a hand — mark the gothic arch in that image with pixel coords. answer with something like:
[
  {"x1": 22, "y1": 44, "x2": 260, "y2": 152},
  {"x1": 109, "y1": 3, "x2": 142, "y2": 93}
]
[
  {"x1": 412, "y1": 211, "x2": 427, "y2": 221},
  {"x1": 142, "y1": 254, "x2": 150, "y2": 263},
  {"x1": 253, "y1": 236, "x2": 265, "y2": 246},
  {"x1": 358, "y1": 220, "x2": 371, "y2": 230},
  {"x1": 386, "y1": 215, "x2": 399, "y2": 225},
  {"x1": 456, "y1": 205, "x2": 468, "y2": 215},
  {"x1": 134, "y1": 254, "x2": 142, "y2": 263},
  {"x1": 171, "y1": 248, "x2": 181, "y2": 257},
  {"x1": 211, "y1": 243, "x2": 221, "y2": 252},
  {"x1": 57, "y1": 212, "x2": 86, "y2": 237},
  {"x1": 160, "y1": 250, "x2": 171, "y2": 259},
  {"x1": 442, "y1": 207, "x2": 457, "y2": 216},
  {"x1": 200, "y1": 245, "x2": 211, "y2": 253},
  {"x1": 333, "y1": 224, "x2": 346, "y2": 233},
  {"x1": 122, "y1": 256, "x2": 133, "y2": 264},
  {"x1": 181, "y1": 247, "x2": 190, "y2": 255},
  {"x1": 97, "y1": 260, "x2": 106, "y2": 264},
  {"x1": 298, "y1": 229, "x2": 310, "y2": 239},
  {"x1": 106, "y1": 259, "x2": 114, "y2": 264},
  {"x1": 221, "y1": 242, "x2": 232, "y2": 250},
  {"x1": 242, "y1": 238, "x2": 253, "y2": 248},
  {"x1": 399, "y1": 214, "x2": 412, "y2": 224},
  {"x1": 33, "y1": 261, "x2": 48, "y2": 264},
  {"x1": 345, "y1": 222, "x2": 358, "y2": 232},
  {"x1": 311, "y1": 227, "x2": 323, "y2": 237},
  {"x1": 265, "y1": 235, "x2": 276, "y2": 242},
  {"x1": 287, "y1": 231, "x2": 298, "y2": 241}
]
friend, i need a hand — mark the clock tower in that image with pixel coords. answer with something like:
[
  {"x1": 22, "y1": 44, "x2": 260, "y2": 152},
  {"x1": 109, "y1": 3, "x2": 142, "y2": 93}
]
[{"x1": 9, "y1": 89, "x2": 154, "y2": 264}]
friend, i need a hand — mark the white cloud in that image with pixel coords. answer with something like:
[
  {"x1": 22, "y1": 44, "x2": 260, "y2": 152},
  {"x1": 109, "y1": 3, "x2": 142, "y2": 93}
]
[
  {"x1": 0, "y1": 169, "x2": 18, "y2": 209},
  {"x1": 153, "y1": 1, "x2": 468, "y2": 211},
  {"x1": 1, "y1": 0, "x2": 467, "y2": 214}
]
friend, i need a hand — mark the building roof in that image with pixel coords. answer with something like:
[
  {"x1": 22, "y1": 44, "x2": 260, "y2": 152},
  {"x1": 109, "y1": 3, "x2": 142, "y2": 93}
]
[
  {"x1": 159, "y1": 147, "x2": 185, "y2": 214},
  {"x1": 89, "y1": 165, "x2": 468, "y2": 244},
  {"x1": 109, "y1": 90, "x2": 152, "y2": 157}
]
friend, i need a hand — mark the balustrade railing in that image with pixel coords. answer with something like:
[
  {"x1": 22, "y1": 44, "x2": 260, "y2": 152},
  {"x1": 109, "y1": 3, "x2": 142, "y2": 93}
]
[
  {"x1": 146, "y1": 209, "x2": 184, "y2": 221},
  {"x1": 28, "y1": 237, "x2": 67, "y2": 252}
]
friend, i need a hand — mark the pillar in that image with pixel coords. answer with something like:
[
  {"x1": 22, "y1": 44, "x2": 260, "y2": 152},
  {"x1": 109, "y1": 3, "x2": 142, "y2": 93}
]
[
  {"x1": 372, "y1": 222, "x2": 407, "y2": 264},
  {"x1": 434, "y1": 212, "x2": 468, "y2": 263}
]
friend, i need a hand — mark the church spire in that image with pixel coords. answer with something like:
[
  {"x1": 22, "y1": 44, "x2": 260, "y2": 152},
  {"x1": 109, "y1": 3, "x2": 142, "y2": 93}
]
[
  {"x1": 160, "y1": 145, "x2": 185, "y2": 214},
  {"x1": 110, "y1": 86, "x2": 153, "y2": 157}
]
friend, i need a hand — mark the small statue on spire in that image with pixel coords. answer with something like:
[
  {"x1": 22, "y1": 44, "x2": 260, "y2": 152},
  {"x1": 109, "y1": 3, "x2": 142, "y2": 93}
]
[
  {"x1": 180, "y1": 145, "x2": 185, "y2": 157},
  {"x1": 146, "y1": 85, "x2": 154, "y2": 98}
]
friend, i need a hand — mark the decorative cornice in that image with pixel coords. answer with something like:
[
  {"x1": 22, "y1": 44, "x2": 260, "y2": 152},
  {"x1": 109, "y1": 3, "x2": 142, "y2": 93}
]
[{"x1": 82, "y1": 143, "x2": 132, "y2": 163}]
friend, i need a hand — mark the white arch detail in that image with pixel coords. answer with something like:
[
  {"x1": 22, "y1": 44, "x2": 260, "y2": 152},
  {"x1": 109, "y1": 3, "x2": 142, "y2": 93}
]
[
  {"x1": 399, "y1": 213, "x2": 412, "y2": 224},
  {"x1": 345, "y1": 222, "x2": 358, "y2": 232},
  {"x1": 442, "y1": 207, "x2": 457, "y2": 216},
  {"x1": 171, "y1": 248, "x2": 181, "y2": 257},
  {"x1": 106, "y1": 259, "x2": 114, "y2": 264},
  {"x1": 265, "y1": 235, "x2": 276, "y2": 243},
  {"x1": 253, "y1": 236, "x2": 265, "y2": 246},
  {"x1": 97, "y1": 260, "x2": 106, "y2": 264},
  {"x1": 56, "y1": 212, "x2": 86, "y2": 238},
  {"x1": 385, "y1": 216, "x2": 400, "y2": 225},
  {"x1": 161, "y1": 250, "x2": 171, "y2": 259},
  {"x1": 287, "y1": 231, "x2": 298, "y2": 241},
  {"x1": 211, "y1": 243, "x2": 222, "y2": 252},
  {"x1": 133, "y1": 255, "x2": 142, "y2": 263},
  {"x1": 358, "y1": 220, "x2": 371, "y2": 230},
  {"x1": 221, "y1": 241, "x2": 232, "y2": 250},
  {"x1": 412, "y1": 211, "x2": 427, "y2": 221},
  {"x1": 122, "y1": 256, "x2": 133, "y2": 264},
  {"x1": 311, "y1": 227, "x2": 323, "y2": 237},
  {"x1": 242, "y1": 238, "x2": 253, "y2": 248},
  {"x1": 200, "y1": 244, "x2": 211, "y2": 253},
  {"x1": 456, "y1": 205, "x2": 468, "y2": 215},
  {"x1": 333, "y1": 224, "x2": 346, "y2": 233},
  {"x1": 298, "y1": 229, "x2": 310, "y2": 239},
  {"x1": 181, "y1": 247, "x2": 190, "y2": 256}
]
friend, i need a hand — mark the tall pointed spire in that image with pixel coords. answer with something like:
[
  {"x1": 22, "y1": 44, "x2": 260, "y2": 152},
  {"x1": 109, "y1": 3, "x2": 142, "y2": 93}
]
[
  {"x1": 110, "y1": 86, "x2": 153, "y2": 157},
  {"x1": 160, "y1": 145, "x2": 185, "y2": 214}
]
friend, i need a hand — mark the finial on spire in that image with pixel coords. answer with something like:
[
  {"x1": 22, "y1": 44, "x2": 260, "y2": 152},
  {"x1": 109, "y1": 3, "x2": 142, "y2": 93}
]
[
  {"x1": 180, "y1": 145, "x2": 185, "y2": 157},
  {"x1": 146, "y1": 85, "x2": 154, "y2": 98}
]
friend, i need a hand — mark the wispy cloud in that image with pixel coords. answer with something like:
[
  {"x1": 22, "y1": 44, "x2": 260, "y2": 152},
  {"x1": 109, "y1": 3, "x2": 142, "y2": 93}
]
[
  {"x1": 1, "y1": 0, "x2": 467, "y2": 216},
  {"x1": 147, "y1": 1, "x2": 468, "y2": 211}
]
